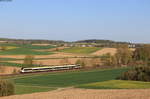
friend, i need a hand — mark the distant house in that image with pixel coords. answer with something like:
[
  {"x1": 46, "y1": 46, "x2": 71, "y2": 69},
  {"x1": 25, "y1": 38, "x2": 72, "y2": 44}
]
[
  {"x1": 128, "y1": 44, "x2": 136, "y2": 48},
  {"x1": 0, "y1": 41, "x2": 7, "y2": 43},
  {"x1": 63, "y1": 43, "x2": 102, "y2": 47}
]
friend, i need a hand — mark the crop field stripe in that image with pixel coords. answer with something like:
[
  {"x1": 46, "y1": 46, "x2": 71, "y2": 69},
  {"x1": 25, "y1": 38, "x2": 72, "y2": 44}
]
[
  {"x1": 0, "y1": 43, "x2": 55, "y2": 55},
  {"x1": 0, "y1": 56, "x2": 101, "y2": 61},
  {"x1": 13, "y1": 68, "x2": 129, "y2": 87},
  {"x1": 15, "y1": 84, "x2": 56, "y2": 95},
  {"x1": 7, "y1": 68, "x2": 128, "y2": 79},
  {"x1": 0, "y1": 43, "x2": 56, "y2": 50},
  {"x1": 0, "y1": 48, "x2": 53, "y2": 55},
  {"x1": 77, "y1": 80, "x2": 150, "y2": 89},
  {"x1": 0, "y1": 61, "x2": 38, "y2": 67},
  {"x1": 4, "y1": 68, "x2": 129, "y2": 95},
  {"x1": 16, "y1": 84, "x2": 58, "y2": 89},
  {"x1": 59, "y1": 47, "x2": 102, "y2": 54}
]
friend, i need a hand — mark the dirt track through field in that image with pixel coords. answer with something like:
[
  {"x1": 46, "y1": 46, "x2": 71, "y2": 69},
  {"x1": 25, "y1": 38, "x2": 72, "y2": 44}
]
[{"x1": 1, "y1": 88, "x2": 150, "y2": 99}]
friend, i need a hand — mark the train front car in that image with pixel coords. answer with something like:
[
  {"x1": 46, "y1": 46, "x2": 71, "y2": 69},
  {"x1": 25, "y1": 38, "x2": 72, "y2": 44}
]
[{"x1": 20, "y1": 68, "x2": 33, "y2": 73}]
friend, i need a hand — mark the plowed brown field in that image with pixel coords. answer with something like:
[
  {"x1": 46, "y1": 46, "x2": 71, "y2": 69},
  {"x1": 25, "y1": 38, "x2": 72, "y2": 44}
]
[
  {"x1": 1, "y1": 88, "x2": 150, "y2": 99},
  {"x1": 0, "y1": 52, "x2": 84, "y2": 59},
  {"x1": 0, "y1": 66, "x2": 20, "y2": 75},
  {"x1": 92, "y1": 48, "x2": 117, "y2": 56},
  {"x1": 8, "y1": 57, "x2": 100, "y2": 67}
]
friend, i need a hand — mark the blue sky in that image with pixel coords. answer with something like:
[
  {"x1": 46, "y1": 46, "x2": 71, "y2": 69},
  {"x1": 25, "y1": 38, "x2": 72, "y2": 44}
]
[{"x1": 0, "y1": 0, "x2": 150, "y2": 43}]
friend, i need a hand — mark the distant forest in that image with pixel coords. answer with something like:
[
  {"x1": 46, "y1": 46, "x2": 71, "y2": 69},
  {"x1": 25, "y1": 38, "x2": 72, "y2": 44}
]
[
  {"x1": 75, "y1": 39, "x2": 130, "y2": 44},
  {"x1": 0, "y1": 38, "x2": 133, "y2": 44},
  {"x1": 0, "y1": 38, "x2": 141, "y2": 48},
  {"x1": 0, "y1": 38, "x2": 65, "y2": 45}
]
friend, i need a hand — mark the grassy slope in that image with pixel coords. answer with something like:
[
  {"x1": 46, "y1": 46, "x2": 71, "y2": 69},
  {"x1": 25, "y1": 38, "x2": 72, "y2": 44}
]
[
  {"x1": 6, "y1": 68, "x2": 128, "y2": 94},
  {"x1": 13, "y1": 68, "x2": 128, "y2": 87},
  {"x1": 0, "y1": 56, "x2": 97, "y2": 61},
  {"x1": 0, "y1": 48, "x2": 53, "y2": 55},
  {"x1": 0, "y1": 62, "x2": 40, "y2": 67},
  {"x1": 15, "y1": 85, "x2": 55, "y2": 94},
  {"x1": 3, "y1": 46, "x2": 18, "y2": 50},
  {"x1": 0, "y1": 58, "x2": 21, "y2": 61},
  {"x1": 4, "y1": 67, "x2": 150, "y2": 95},
  {"x1": 77, "y1": 80, "x2": 150, "y2": 89},
  {"x1": 60, "y1": 47, "x2": 101, "y2": 54},
  {"x1": 0, "y1": 43, "x2": 55, "y2": 55},
  {"x1": 0, "y1": 43, "x2": 55, "y2": 50},
  {"x1": 0, "y1": 62, "x2": 24, "y2": 67}
]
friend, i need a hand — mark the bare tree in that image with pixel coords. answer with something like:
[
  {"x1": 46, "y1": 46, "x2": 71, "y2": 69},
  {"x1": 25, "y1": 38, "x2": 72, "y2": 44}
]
[
  {"x1": 0, "y1": 46, "x2": 7, "y2": 51},
  {"x1": 23, "y1": 55, "x2": 34, "y2": 67}
]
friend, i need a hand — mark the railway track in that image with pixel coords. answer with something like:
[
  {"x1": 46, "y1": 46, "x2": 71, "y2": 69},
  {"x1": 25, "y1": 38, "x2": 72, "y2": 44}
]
[
  {"x1": 0, "y1": 68, "x2": 82, "y2": 77},
  {"x1": 0, "y1": 66, "x2": 115, "y2": 77}
]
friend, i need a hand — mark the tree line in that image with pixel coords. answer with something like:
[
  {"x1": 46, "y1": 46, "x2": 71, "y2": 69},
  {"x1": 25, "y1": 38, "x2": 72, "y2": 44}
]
[
  {"x1": 110, "y1": 44, "x2": 150, "y2": 82},
  {"x1": 101, "y1": 44, "x2": 150, "y2": 67}
]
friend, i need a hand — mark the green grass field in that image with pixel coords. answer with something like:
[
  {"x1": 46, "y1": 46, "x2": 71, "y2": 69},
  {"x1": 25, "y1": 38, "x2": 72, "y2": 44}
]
[
  {"x1": 0, "y1": 58, "x2": 21, "y2": 61},
  {"x1": 3, "y1": 46, "x2": 18, "y2": 50},
  {"x1": 60, "y1": 47, "x2": 102, "y2": 54},
  {"x1": 0, "y1": 43, "x2": 55, "y2": 55},
  {"x1": 0, "y1": 61, "x2": 46, "y2": 67},
  {"x1": 0, "y1": 43, "x2": 55, "y2": 50},
  {"x1": 5, "y1": 67, "x2": 150, "y2": 95},
  {"x1": 77, "y1": 80, "x2": 150, "y2": 89},
  {"x1": 15, "y1": 84, "x2": 55, "y2": 94},
  {"x1": 6, "y1": 68, "x2": 126, "y2": 94},
  {"x1": 0, "y1": 48, "x2": 53, "y2": 55},
  {"x1": 0, "y1": 56, "x2": 97, "y2": 61},
  {"x1": 0, "y1": 62, "x2": 24, "y2": 67},
  {"x1": 12, "y1": 68, "x2": 128, "y2": 87}
]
